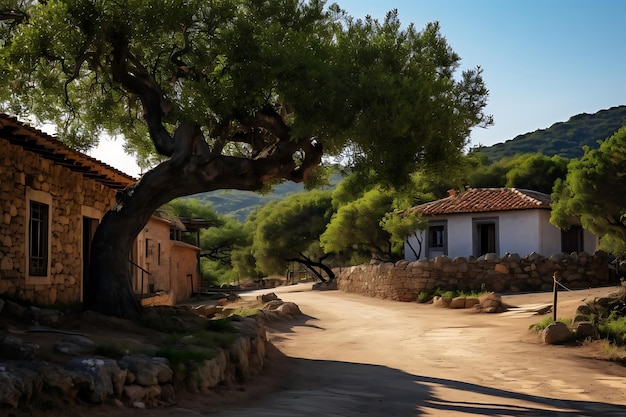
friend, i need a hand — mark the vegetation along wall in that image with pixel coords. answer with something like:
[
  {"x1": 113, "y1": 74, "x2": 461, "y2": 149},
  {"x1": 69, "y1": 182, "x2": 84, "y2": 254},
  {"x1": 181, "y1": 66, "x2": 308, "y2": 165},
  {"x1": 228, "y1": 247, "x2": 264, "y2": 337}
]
[{"x1": 337, "y1": 251, "x2": 610, "y2": 301}]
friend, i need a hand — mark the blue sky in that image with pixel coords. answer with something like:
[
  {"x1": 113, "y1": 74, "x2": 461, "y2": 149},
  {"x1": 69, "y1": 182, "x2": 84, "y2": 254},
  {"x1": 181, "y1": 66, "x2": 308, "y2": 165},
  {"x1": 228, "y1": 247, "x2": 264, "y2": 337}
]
[
  {"x1": 91, "y1": 0, "x2": 626, "y2": 176},
  {"x1": 337, "y1": 0, "x2": 626, "y2": 148}
]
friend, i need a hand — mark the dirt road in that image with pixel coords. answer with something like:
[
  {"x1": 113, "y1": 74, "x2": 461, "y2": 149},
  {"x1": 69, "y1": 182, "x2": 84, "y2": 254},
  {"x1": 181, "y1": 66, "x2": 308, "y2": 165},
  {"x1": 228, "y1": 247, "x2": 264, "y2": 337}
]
[{"x1": 201, "y1": 284, "x2": 626, "y2": 417}]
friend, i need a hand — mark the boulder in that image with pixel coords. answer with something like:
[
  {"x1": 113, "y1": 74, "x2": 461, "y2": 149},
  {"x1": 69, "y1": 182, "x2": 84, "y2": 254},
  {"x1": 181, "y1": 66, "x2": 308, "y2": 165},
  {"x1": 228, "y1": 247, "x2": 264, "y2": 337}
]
[
  {"x1": 449, "y1": 297, "x2": 466, "y2": 309},
  {"x1": 432, "y1": 296, "x2": 452, "y2": 308},
  {"x1": 574, "y1": 322, "x2": 599, "y2": 340},
  {"x1": 119, "y1": 355, "x2": 160, "y2": 386},
  {"x1": 465, "y1": 298, "x2": 480, "y2": 308},
  {"x1": 573, "y1": 303, "x2": 593, "y2": 322},
  {"x1": 542, "y1": 322, "x2": 572, "y2": 345},
  {"x1": 27, "y1": 306, "x2": 63, "y2": 326},
  {"x1": 0, "y1": 363, "x2": 43, "y2": 408},
  {"x1": 257, "y1": 292, "x2": 279, "y2": 303},
  {"x1": 0, "y1": 335, "x2": 39, "y2": 360},
  {"x1": 65, "y1": 357, "x2": 122, "y2": 403}
]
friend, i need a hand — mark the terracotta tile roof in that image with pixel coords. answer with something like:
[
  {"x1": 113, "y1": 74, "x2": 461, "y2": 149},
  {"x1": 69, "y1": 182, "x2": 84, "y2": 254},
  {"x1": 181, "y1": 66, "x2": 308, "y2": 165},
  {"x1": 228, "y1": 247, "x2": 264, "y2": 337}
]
[
  {"x1": 410, "y1": 188, "x2": 552, "y2": 215},
  {"x1": 0, "y1": 114, "x2": 136, "y2": 189}
]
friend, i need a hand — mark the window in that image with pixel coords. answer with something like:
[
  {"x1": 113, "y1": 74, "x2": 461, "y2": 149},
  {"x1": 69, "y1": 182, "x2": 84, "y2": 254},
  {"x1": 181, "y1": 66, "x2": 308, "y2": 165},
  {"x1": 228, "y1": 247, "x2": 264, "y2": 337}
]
[
  {"x1": 25, "y1": 188, "x2": 52, "y2": 282},
  {"x1": 29, "y1": 201, "x2": 49, "y2": 276},
  {"x1": 429, "y1": 225, "x2": 445, "y2": 248}
]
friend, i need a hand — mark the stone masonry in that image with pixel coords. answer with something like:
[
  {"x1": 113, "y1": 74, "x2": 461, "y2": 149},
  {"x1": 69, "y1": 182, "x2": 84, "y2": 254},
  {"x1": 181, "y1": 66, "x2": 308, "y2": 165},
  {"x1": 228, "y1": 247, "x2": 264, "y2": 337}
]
[
  {"x1": 337, "y1": 251, "x2": 610, "y2": 302},
  {"x1": 0, "y1": 137, "x2": 118, "y2": 305}
]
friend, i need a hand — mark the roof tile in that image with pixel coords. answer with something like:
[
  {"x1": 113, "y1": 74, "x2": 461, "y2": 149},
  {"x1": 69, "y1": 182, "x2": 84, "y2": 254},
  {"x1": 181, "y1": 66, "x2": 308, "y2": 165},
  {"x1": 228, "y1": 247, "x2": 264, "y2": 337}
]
[{"x1": 410, "y1": 188, "x2": 551, "y2": 215}]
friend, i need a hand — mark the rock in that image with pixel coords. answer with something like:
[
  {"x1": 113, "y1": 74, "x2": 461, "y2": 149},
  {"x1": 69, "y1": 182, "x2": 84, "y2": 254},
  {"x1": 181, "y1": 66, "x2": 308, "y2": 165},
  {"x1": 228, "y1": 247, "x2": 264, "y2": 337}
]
[
  {"x1": 0, "y1": 335, "x2": 38, "y2": 360},
  {"x1": 27, "y1": 306, "x2": 63, "y2": 326},
  {"x1": 276, "y1": 302, "x2": 302, "y2": 316},
  {"x1": 62, "y1": 335, "x2": 95, "y2": 348},
  {"x1": 23, "y1": 361, "x2": 78, "y2": 400},
  {"x1": 0, "y1": 363, "x2": 43, "y2": 408},
  {"x1": 542, "y1": 322, "x2": 572, "y2": 345},
  {"x1": 132, "y1": 401, "x2": 146, "y2": 409},
  {"x1": 119, "y1": 355, "x2": 160, "y2": 386},
  {"x1": 123, "y1": 384, "x2": 146, "y2": 403},
  {"x1": 65, "y1": 357, "x2": 122, "y2": 403},
  {"x1": 263, "y1": 300, "x2": 284, "y2": 310},
  {"x1": 0, "y1": 298, "x2": 4, "y2": 314},
  {"x1": 257, "y1": 292, "x2": 279, "y2": 303},
  {"x1": 465, "y1": 298, "x2": 480, "y2": 308},
  {"x1": 574, "y1": 322, "x2": 599, "y2": 339},
  {"x1": 54, "y1": 341, "x2": 88, "y2": 356},
  {"x1": 573, "y1": 303, "x2": 593, "y2": 322},
  {"x1": 432, "y1": 296, "x2": 452, "y2": 308},
  {"x1": 160, "y1": 383, "x2": 176, "y2": 403},
  {"x1": 312, "y1": 281, "x2": 337, "y2": 291},
  {"x1": 449, "y1": 297, "x2": 466, "y2": 309}
]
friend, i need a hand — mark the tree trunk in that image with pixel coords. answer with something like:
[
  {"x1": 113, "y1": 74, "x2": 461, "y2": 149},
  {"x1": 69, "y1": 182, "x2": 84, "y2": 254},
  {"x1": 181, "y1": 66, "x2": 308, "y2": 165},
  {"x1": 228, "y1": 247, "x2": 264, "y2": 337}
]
[
  {"x1": 84, "y1": 122, "x2": 321, "y2": 318},
  {"x1": 288, "y1": 258, "x2": 336, "y2": 283}
]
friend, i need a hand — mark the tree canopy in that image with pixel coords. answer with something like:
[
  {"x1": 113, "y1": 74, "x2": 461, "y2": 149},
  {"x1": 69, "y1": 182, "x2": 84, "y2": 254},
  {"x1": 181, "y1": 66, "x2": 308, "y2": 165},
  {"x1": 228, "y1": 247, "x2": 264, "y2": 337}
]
[
  {"x1": 0, "y1": 0, "x2": 491, "y2": 317},
  {"x1": 249, "y1": 190, "x2": 336, "y2": 281},
  {"x1": 551, "y1": 126, "x2": 626, "y2": 257}
]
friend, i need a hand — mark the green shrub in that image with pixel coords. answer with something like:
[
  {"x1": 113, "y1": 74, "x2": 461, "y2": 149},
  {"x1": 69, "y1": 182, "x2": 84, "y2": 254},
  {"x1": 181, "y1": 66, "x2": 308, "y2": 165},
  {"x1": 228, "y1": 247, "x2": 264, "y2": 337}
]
[
  {"x1": 530, "y1": 317, "x2": 572, "y2": 332},
  {"x1": 599, "y1": 316, "x2": 626, "y2": 345}
]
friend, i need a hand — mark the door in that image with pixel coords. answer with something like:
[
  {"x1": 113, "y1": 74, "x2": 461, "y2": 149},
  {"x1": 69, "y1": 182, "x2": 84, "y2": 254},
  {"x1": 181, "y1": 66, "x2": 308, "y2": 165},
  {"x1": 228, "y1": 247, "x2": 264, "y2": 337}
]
[
  {"x1": 82, "y1": 217, "x2": 99, "y2": 301},
  {"x1": 473, "y1": 218, "x2": 498, "y2": 257}
]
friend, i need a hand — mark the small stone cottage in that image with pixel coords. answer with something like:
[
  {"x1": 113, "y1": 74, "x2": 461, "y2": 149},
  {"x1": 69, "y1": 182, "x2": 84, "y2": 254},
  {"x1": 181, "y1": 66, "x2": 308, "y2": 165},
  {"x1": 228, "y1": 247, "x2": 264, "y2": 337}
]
[{"x1": 0, "y1": 114, "x2": 202, "y2": 306}]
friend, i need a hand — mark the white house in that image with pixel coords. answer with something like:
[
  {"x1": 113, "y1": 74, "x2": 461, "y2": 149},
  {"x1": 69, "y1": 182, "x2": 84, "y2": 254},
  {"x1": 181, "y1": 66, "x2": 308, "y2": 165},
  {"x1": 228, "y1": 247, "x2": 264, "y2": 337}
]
[{"x1": 404, "y1": 188, "x2": 597, "y2": 261}]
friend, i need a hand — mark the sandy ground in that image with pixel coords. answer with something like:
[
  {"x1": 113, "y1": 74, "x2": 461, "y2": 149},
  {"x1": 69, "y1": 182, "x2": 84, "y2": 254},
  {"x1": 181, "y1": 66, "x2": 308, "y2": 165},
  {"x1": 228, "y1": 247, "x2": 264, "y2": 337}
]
[
  {"x1": 206, "y1": 284, "x2": 626, "y2": 417},
  {"x1": 32, "y1": 284, "x2": 626, "y2": 417}
]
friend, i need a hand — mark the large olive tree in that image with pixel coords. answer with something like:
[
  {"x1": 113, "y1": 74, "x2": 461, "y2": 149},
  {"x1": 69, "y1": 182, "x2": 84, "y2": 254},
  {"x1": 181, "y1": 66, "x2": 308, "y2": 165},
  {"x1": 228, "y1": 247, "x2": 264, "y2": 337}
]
[{"x1": 0, "y1": 0, "x2": 491, "y2": 318}]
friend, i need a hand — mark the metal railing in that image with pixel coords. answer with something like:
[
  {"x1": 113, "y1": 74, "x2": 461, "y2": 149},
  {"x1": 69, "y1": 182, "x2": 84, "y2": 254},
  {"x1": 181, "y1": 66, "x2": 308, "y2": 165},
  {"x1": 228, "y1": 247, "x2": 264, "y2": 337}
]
[{"x1": 129, "y1": 260, "x2": 152, "y2": 300}]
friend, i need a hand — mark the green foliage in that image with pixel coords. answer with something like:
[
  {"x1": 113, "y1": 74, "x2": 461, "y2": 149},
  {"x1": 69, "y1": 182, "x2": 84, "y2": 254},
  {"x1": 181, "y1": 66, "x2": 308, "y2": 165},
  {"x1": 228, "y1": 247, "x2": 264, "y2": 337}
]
[
  {"x1": 417, "y1": 288, "x2": 485, "y2": 303},
  {"x1": 475, "y1": 106, "x2": 626, "y2": 161},
  {"x1": 529, "y1": 317, "x2": 572, "y2": 332},
  {"x1": 551, "y1": 126, "x2": 626, "y2": 257},
  {"x1": 250, "y1": 190, "x2": 334, "y2": 275},
  {"x1": 321, "y1": 187, "x2": 395, "y2": 261},
  {"x1": 0, "y1": 1, "x2": 491, "y2": 190},
  {"x1": 465, "y1": 153, "x2": 569, "y2": 194},
  {"x1": 599, "y1": 316, "x2": 626, "y2": 345}
]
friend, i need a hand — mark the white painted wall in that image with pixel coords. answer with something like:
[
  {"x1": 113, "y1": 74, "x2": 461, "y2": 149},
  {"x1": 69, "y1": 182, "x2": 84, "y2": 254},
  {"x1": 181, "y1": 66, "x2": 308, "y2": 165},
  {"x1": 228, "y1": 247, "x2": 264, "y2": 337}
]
[{"x1": 404, "y1": 209, "x2": 597, "y2": 261}]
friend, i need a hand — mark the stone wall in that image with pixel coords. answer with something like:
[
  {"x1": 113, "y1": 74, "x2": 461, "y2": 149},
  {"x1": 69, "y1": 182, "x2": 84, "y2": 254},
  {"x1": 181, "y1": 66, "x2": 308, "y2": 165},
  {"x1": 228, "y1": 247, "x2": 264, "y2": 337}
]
[
  {"x1": 0, "y1": 137, "x2": 117, "y2": 305},
  {"x1": 337, "y1": 251, "x2": 611, "y2": 301}
]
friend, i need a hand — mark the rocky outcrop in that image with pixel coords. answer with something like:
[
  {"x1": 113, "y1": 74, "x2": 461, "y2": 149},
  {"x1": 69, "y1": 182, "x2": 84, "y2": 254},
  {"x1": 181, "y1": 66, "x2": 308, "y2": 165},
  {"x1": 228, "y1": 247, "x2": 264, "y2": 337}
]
[{"x1": 0, "y1": 296, "x2": 303, "y2": 411}]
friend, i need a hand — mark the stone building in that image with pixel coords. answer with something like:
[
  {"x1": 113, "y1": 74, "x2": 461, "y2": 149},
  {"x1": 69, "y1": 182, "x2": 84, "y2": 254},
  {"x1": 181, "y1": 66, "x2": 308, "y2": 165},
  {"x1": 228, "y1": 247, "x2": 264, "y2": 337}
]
[{"x1": 0, "y1": 114, "x2": 202, "y2": 306}]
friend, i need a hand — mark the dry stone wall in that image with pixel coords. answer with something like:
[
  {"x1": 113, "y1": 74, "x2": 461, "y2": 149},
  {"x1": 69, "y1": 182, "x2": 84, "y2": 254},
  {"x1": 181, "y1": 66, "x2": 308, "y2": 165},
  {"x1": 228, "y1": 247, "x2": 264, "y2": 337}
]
[
  {"x1": 337, "y1": 251, "x2": 610, "y2": 301},
  {"x1": 0, "y1": 137, "x2": 117, "y2": 305}
]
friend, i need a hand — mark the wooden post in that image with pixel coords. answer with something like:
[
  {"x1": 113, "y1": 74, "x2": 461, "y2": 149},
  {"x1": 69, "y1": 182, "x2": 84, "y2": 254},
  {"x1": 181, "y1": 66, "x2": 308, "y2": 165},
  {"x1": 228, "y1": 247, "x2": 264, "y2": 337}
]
[{"x1": 552, "y1": 271, "x2": 561, "y2": 321}]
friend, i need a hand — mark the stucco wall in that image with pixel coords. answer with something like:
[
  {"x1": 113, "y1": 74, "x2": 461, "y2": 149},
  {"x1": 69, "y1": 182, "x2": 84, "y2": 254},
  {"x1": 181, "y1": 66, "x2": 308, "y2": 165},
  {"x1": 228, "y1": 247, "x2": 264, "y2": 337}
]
[
  {"x1": 405, "y1": 209, "x2": 595, "y2": 261},
  {"x1": 135, "y1": 217, "x2": 200, "y2": 303},
  {"x1": 0, "y1": 137, "x2": 116, "y2": 305},
  {"x1": 337, "y1": 251, "x2": 610, "y2": 302}
]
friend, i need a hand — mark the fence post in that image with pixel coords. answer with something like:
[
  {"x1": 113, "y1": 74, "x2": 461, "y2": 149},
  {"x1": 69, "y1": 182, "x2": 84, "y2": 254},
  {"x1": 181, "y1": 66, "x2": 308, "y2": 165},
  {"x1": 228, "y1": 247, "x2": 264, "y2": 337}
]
[{"x1": 552, "y1": 271, "x2": 561, "y2": 321}]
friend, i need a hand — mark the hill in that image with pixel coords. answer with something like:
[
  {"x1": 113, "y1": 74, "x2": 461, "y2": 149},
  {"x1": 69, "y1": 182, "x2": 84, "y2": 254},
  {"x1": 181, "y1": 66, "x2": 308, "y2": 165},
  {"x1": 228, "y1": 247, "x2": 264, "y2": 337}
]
[
  {"x1": 187, "y1": 173, "x2": 343, "y2": 221},
  {"x1": 475, "y1": 105, "x2": 626, "y2": 161}
]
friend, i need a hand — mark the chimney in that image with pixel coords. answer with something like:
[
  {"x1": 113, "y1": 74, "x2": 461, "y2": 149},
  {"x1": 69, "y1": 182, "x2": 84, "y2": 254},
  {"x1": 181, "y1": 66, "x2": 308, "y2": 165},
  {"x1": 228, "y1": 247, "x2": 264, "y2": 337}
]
[{"x1": 447, "y1": 189, "x2": 457, "y2": 197}]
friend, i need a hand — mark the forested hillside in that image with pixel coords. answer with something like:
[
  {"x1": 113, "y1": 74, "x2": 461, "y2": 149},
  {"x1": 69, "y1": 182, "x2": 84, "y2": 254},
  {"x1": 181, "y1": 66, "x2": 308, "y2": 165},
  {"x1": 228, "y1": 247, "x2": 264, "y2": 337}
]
[
  {"x1": 188, "y1": 173, "x2": 343, "y2": 221},
  {"x1": 475, "y1": 105, "x2": 626, "y2": 161},
  {"x1": 194, "y1": 106, "x2": 626, "y2": 219}
]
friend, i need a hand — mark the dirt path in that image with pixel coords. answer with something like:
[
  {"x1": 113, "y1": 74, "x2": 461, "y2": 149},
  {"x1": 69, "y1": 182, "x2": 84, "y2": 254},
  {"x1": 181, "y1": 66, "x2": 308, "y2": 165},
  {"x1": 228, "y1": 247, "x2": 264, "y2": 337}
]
[
  {"x1": 202, "y1": 284, "x2": 626, "y2": 417},
  {"x1": 74, "y1": 284, "x2": 626, "y2": 417}
]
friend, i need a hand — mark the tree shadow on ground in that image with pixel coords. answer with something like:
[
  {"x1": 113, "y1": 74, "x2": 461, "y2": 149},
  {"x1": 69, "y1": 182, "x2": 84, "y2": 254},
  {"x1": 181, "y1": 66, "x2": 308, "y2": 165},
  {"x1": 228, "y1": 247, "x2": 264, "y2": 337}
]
[{"x1": 215, "y1": 357, "x2": 626, "y2": 417}]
